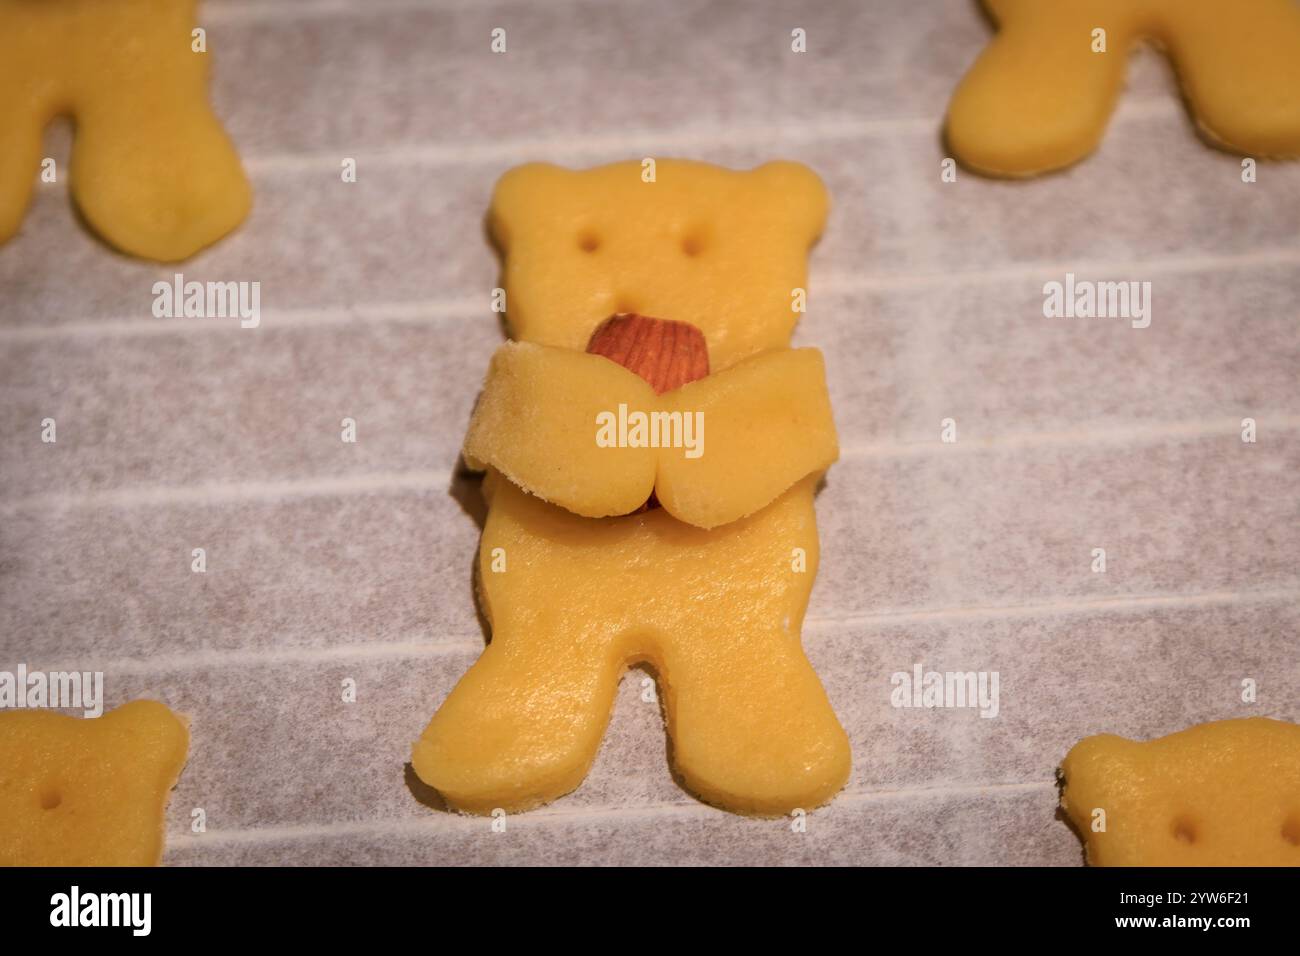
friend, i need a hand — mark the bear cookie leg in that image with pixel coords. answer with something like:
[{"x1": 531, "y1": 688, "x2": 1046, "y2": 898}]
[
  {"x1": 71, "y1": 69, "x2": 251, "y2": 263},
  {"x1": 0, "y1": 96, "x2": 43, "y2": 245},
  {"x1": 947, "y1": 6, "x2": 1131, "y2": 176},
  {"x1": 412, "y1": 628, "x2": 625, "y2": 815},
  {"x1": 68, "y1": 5, "x2": 251, "y2": 261},
  {"x1": 662, "y1": 625, "x2": 850, "y2": 816},
  {"x1": 949, "y1": 0, "x2": 1300, "y2": 175},
  {"x1": 1164, "y1": 1, "x2": 1300, "y2": 157},
  {"x1": 0, "y1": 0, "x2": 251, "y2": 260}
]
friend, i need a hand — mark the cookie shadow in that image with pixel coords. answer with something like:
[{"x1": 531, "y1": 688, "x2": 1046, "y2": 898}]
[
  {"x1": 403, "y1": 761, "x2": 449, "y2": 813},
  {"x1": 1055, "y1": 766, "x2": 1089, "y2": 866}
]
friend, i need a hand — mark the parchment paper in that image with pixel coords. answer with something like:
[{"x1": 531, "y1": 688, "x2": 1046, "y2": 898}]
[{"x1": 1, "y1": 0, "x2": 1297, "y2": 865}]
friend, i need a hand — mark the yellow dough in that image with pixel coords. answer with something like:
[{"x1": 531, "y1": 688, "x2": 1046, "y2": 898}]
[
  {"x1": 0, "y1": 700, "x2": 189, "y2": 866},
  {"x1": 463, "y1": 342, "x2": 838, "y2": 528},
  {"x1": 415, "y1": 472, "x2": 847, "y2": 815},
  {"x1": 947, "y1": 0, "x2": 1300, "y2": 176},
  {"x1": 1060, "y1": 717, "x2": 1300, "y2": 866},
  {"x1": 489, "y1": 160, "x2": 829, "y2": 371},
  {"x1": 413, "y1": 159, "x2": 850, "y2": 815},
  {"x1": 0, "y1": 0, "x2": 251, "y2": 260}
]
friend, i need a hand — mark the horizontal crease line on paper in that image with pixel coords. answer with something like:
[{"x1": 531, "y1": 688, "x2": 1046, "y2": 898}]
[
  {"x1": 19, "y1": 638, "x2": 484, "y2": 678},
  {"x1": 803, "y1": 586, "x2": 1300, "y2": 631},
  {"x1": 14, "y1": 587, "x2": 1299, "y2": 677},
  {"x1": 28, "y1": 98, "x2": 1177, "y2": 187},
  {"x1": 3, "y1": 411, "x2": 1296, "y2": 514},
  {"x1": 5, "y1": 240, "x2": 1296, "y2": 344},
  {"x1": 162, "y1": 780, "x2": 1057, "y2": 849},
  {"x1": 838, "y1": 414, "x2": 1300, "y2": 459}
]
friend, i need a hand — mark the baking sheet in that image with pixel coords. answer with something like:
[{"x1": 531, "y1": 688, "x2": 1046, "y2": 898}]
[{"x1": 1, "y1": 0, "x2": 1297, "y2": 865}]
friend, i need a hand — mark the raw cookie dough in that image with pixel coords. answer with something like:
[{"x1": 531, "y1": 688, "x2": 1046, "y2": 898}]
[
  {"x1": 485, "y1": 159, "x2": 830, "y2": 371},
  {"x1": 413, "y1": 159, "x2": 850, "y2": 816},
  {"x1": 947, "y1": 0, "x2": 1300, "y2": 176},
  {"x1": 463, "y1": 342, "x2": 838, "y2": 528},
  {"x1": 0, "y1": 700, "x2": 190, "y2": 866},
  {"x1": 1060, "y1": 717, "x2": 1300, "y2": 866},
  {"x1": 0, "y1": 0, "x2": 251, "y2": 260}
]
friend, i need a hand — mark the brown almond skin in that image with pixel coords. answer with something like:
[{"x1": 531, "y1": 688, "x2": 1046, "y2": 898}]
[{"x1": 585, "y1": 313, "x2": 709, "y2": 394}]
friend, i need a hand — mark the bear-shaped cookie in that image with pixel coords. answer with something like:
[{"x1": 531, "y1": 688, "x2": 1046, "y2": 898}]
[
  {"x1": 412, "y1": 160, "x2": 851, "y2": 816},
  {"x1": 0, "y1": 0, "x2": 251, "y2": 260},
  {"x1": 947, "y1": 0, "x2": 1300, "y2": 176},
  {"x1": 0, "y1": 700, "x2": 189, "y2": 866},
  {"x1": 1060, "y1": 717, "x2": 1300, "y2": 866}
]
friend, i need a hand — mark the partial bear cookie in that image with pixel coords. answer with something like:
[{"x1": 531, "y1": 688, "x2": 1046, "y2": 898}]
[
  {"x1": 0, "y1": 700, "x2": 190, "y2": 866},
  {"x1": 947, "y1": 0, "x2": 1300, "y2": 176},
  {"x1": 0, "y1": 0, "x2": 251, "y2": 260},
  {"x1": 1060, "y1": 717, "x2": 1300, "y2": 866}
]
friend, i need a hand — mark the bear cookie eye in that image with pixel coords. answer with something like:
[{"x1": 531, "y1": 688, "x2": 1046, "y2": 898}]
[
  {"x1": 680, "y1": 231, "x2": 706, "y2": 257},
  {"x1": 577, "y1": 230, "x2": 601, "y2": 253},
  {"x1": 1171, "y1": 816, "x2": 1198, "y2": 845}
]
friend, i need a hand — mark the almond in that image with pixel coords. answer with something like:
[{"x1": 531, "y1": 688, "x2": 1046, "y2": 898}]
[{"x1": 586, "y1": 313, "x2": 710, "y2": 394}]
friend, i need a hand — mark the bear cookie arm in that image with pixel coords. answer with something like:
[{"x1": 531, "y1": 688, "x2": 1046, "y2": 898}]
[
  {"x1": 462, "y1": 341, "x2": 840, "y2": 529},
  {"x1": 946, "y1": 0, "x2": 1300, "y2": 176},
  {"x1": 413, "y1": 159, "x2": 851, "y2": 816},
  {"x1": 0, "y1": 0, "x2": 251, "y2": 260}
]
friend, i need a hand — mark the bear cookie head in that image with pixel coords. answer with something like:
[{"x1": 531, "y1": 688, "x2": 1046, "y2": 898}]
[
  {"x1": 488, "y1": 159, "x2": 830, "y2": 372},
  {"x1": 1059, "y1": 717, "x2": 1300, "y2": 867},
  {"x1": 0, "y1": 700, "x2": 189, "y2": 866}
]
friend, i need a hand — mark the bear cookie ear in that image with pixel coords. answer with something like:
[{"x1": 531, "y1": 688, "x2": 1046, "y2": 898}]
[
  {"x1": 741, "y1": 161, "x2": 831, "y2": 246},
  {"x1": 488, "y1": 163, "x2": 579, "y2": 252},
  {"x1": 1059, "y1": 733, "x2": 1137, "y2": 799},
  {"x1": 1059, "y1": 734, "x2": 1144, "y2": 862},
  {"x1": 488, "y1": 159, "x2": 831, "y2": 253}
]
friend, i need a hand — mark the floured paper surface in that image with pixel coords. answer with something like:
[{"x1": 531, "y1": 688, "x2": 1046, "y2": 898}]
[{"x1": 1, "y1": 0, "x2": 1297, "y2": 865}]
